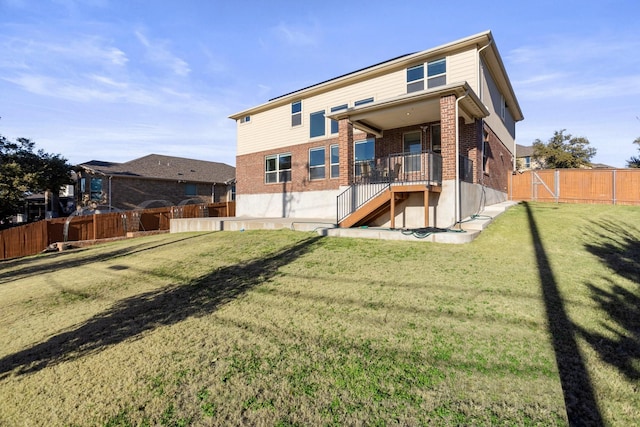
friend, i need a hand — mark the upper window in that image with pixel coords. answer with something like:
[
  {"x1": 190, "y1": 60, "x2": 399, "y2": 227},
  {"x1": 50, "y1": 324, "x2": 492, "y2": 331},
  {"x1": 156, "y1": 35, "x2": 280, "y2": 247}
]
[
  {"x1": 330, "y1": 144, "x2": 339, "y2": 178},
  {"x1": 310, "y1": 110, "x2": 326, "y2": 138},
  {"x1": 291, "y1": 101, "x2": 302, "y2": 127},
  {"x1": 330, "y1": 104, "x2": 348, "y2": 134},
  {"x1": 265, "y1": 153, "x2": 292, "y2": 183},
  {"x1": 407, "y1": 64, "x2": 424, "y2": 93},
  {"x1": 240, "y1": 115, "x2": 251, "y2": 124},
  {"x1": 500, "y1": 95, "x2": 506, "y2": 120},
  {"x1": 354, "y1": 97, "x2": 374, "y2": 107},
  {"x1": 427, "y1": 58, "x2": 446, "y2": 88},
  {"x1": 309, "y1": 147, "x2": 326, "y2": 180}
]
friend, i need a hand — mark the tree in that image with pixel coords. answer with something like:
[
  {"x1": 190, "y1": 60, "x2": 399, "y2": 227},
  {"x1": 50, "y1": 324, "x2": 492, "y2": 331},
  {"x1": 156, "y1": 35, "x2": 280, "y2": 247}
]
[
  {"x1": 626, "y1": 137, "x2": 640, "y2": 168},
  {"x1": 532, "y1": 129, "x2": 596, "y2": 169},
  {"x1": 0, "y1": 135, "x2": 73, "y2": 224}
]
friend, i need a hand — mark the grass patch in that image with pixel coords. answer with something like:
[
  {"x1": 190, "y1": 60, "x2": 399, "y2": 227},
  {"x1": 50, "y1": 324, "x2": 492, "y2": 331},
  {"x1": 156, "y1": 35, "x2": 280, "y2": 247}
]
[{"x1": 0, "y1": 203, "x2": 638, "y2": 425}]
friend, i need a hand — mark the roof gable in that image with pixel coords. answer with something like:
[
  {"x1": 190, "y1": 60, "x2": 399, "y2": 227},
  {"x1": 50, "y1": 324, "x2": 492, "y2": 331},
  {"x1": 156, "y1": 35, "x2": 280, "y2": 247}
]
[{"x1": 230, "y1": 30, "x2": 523, "y2": 122}]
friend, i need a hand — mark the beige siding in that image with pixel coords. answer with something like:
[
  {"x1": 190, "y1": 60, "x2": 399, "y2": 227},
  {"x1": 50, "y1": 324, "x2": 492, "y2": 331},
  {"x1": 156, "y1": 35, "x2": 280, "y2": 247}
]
[
  {"x1": 447, "y1": 48, "x2": 477, "y2": 91},
  {"x1": 480, "y1": 57, "x2": 515, "y2": 154},
  {"x1": 237, "y1": 69, "x2": 406, "y2": 155}
]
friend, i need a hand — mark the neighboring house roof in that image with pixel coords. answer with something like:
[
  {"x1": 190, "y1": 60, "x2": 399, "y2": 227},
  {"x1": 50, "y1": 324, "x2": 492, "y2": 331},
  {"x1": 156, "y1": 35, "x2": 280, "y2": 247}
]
[
  {"x1": 230, "y1": 30, "x2": 523, "y2": 123},
  {"x1": 516, "y1": 144, "x2": 534, "y2": 158},
  {"x1": 77, "y1": 154, "x2": 235, "y2": 184}
]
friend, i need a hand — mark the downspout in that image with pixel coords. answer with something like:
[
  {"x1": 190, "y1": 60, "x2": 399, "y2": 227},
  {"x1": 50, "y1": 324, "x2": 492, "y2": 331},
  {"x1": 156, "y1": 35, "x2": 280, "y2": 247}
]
[{"x1": 454, "y1": 90, "x2": 469, "y2": 229}]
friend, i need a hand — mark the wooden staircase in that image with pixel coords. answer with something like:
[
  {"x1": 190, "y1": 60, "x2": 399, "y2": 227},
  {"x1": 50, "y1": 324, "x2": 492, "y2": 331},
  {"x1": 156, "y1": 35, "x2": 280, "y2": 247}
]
[{"x1": 339, "y1": 184, "x2": 441, "y2": 228}]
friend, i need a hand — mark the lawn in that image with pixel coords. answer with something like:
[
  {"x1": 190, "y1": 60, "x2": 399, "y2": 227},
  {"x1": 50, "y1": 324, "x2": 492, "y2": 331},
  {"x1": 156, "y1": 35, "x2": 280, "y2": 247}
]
[{"x1": 0, "y1": 202, "x2": 638, "y2": 426}]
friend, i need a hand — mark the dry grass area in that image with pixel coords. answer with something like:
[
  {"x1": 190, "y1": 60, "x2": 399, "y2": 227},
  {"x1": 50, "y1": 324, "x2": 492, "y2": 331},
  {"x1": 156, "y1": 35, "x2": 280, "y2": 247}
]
[{"x1": 0, "y1": 202, "x2": 638, "y2": 426}]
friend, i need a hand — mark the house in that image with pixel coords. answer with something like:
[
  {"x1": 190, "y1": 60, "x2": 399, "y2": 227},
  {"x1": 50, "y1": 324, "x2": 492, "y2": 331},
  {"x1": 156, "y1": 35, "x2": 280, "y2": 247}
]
[
  {"x1": 75, "y1": 154, "x2": 235, "y2": 211},
  {"x1": 229, "y1": 31, "x2": 523, "y2": 228},
  {"x1": 516, "y1": 144, "x2": 538, "y2": 170}
]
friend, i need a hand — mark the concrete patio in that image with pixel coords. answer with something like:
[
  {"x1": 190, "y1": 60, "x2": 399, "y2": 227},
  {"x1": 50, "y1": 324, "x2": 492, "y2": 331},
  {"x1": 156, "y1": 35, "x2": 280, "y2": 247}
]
[{"x1": 170, "y1": 201, "x2": 518, "y2": 244}]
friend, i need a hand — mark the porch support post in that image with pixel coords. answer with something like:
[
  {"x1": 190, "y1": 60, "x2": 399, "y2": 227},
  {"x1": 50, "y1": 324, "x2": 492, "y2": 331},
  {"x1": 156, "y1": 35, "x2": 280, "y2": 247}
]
[
  {"x1": 338, "y1": 118, "x2": 354, "y2": 186},
  {"x1": 390, "y1": 192, "x2": 396, "y2": 229},
  {"x1": 424, "y1": 190, "x2": 429, "y2": 227},
  {"x1": 440, "y1": 95, "x2": 457, "y2": 181}
]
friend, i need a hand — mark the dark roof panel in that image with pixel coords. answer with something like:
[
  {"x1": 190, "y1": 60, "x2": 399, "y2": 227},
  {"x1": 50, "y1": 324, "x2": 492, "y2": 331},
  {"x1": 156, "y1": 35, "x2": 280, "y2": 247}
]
[{"x1": 78, "y1": 154, "x2": 235, "y2": 184}]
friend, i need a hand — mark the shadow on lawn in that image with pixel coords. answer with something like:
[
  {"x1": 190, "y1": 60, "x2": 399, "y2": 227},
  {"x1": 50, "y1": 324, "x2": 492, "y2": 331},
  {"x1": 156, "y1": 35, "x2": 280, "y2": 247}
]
[
  {"x1": 0, "y1": 235, "x2": 321, "y2": 379},
  {"x1": 579, "y1": 220, "x2": 640, "y2": 381},
  {"x1": 523, "y1": 202, "x2": 604, "y2": 427},
  {"x1": 0, "y1": 232, "x2": 213, "y2": 285}
]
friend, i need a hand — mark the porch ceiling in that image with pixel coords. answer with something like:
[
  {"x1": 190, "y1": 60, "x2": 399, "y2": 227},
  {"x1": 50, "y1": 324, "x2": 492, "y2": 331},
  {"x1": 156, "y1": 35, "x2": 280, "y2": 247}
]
[{"x1": 328, "y1": 82, "x2": 489, "y2": 136}]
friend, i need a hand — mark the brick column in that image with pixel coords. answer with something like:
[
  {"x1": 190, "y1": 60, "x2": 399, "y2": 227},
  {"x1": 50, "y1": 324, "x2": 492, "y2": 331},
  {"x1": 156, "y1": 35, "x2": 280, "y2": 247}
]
[
  {"x1": 440, "y1": 95, "x2": 457, "y2": 181},
  {"x1": 338, "y1": 118, "x2": 354, "y2": 186}
]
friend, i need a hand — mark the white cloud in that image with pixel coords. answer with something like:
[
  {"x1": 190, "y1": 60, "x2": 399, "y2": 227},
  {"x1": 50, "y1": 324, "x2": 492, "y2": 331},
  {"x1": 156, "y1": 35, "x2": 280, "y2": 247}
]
[
  {"x1": 272, "y1": 22, "x2": 318, "y2": 46},
  {"x1": 134, "y1": 30, "x2": 191, "y2": 77}
]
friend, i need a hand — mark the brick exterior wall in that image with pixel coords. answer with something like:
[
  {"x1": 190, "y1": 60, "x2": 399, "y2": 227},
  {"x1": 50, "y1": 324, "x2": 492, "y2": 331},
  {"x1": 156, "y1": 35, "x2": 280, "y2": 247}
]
[
  {"x1": 481, "y1": 124, "x2": 513, "y2": 193},
  {"x1": 459, "y1": 119, "x2": 481, "y2": 183},
  {"x1": 440, "y1": 95, "x2": 457, "y2": 180},
  {"x1": 236, "y1": 94, "x2": 513, "y2": 198},
  {"x1": 237, "y1": 136, "x2": 342, "y2": 195},
  {"x1": 338, "y1": 119, "x2": 354, "y2": 186},
  {"x1": 77, "y1": 174, "x2": 229, "y2": 211}
]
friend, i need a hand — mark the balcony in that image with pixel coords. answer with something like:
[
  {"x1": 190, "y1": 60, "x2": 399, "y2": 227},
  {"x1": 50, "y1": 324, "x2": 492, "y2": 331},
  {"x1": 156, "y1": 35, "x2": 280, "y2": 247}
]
[{"x1": 354, "y1": 151, "x2": 443, "y2": 185}]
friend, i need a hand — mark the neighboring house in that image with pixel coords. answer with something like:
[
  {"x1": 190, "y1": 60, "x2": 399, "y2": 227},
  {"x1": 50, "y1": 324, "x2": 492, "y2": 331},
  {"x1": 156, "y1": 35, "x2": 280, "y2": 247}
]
[
  {"x1": 516, "y1": 144, "x2": 539, "y2": 170},
  {"x1": 229, "y1": 31, "x2": 523, "y2": 228},
  {"x1": 75, "y1": 154, "x2": 235, "y2": 211},
  {"x1": 516, "y1": 144, "x2": 612, "y2": 171}
]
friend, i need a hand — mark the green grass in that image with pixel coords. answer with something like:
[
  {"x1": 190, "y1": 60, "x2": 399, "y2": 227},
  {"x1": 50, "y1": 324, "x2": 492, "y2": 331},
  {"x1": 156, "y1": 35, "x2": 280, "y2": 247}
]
[{"x1": 0, "y1": 202, "x2": 638, "y2": 426}]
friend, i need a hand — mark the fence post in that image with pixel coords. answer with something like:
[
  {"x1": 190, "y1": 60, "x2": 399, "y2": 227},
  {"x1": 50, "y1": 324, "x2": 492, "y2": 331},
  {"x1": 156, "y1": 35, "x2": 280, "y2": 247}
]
[
  {"x1": 612, "y1": 169, "x2": 617, "y2": 205},
  {"x1": 554, "y1": 169, "x2": 560, "y2": 203}
]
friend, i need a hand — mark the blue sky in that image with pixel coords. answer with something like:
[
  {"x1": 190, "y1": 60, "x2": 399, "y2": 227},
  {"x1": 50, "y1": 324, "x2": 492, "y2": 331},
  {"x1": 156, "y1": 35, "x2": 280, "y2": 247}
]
[{"x1": 1, "y1": 0, "x2": 639, "y2": 167}]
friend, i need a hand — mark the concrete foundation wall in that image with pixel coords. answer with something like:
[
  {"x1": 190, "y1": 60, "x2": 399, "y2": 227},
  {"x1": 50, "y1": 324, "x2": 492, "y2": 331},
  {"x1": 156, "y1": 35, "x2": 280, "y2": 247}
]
[
  {"x1": 460, "y1": 181, "x2": 507, "y2": 219},
  {"x1": 237, "y1": 189, "x2": 340, "y2": 220}
]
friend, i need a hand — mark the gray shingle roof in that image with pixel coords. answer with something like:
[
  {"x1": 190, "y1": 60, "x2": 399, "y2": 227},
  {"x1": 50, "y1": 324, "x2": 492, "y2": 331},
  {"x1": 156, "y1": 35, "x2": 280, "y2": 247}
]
[
  {"x1": 516, "y1": 144, "x2": 534, "y2": 157},
  {"x1": 78, "y1": 154, "x2": 235, "y2": 184}
]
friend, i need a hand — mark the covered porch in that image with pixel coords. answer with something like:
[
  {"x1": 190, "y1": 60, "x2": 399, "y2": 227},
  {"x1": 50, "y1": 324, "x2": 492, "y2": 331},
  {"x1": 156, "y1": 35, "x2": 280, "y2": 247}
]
[{"x1": 329, "y1": 82, "x2": 489, "y2": 228}]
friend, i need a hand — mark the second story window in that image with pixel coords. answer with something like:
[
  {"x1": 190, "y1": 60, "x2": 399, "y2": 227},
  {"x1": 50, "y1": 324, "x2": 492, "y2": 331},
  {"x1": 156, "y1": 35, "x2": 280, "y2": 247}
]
[
  {"x1": 407, "y1": 64, "x2": 424, "y2": 93},
  {"x1": 427, "y1": 58, "x2": 446, "y2": 88},
  {"x1": 354, "y1": 97, "x2": 374, "y2": 107},
  {"x1": 310, "y1": 110, "x2": 325, "y2": 138},
  {"x1": 291, "y1": 101, "x2": 302, "y2": 127}
]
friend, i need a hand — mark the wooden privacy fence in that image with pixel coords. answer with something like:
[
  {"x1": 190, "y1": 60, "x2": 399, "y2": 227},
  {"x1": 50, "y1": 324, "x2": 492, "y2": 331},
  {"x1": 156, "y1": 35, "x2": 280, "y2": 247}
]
[
  {"x1": 509, "y1": 169, "x2": 640, "y2": 205},
  {"x1": 0, "y1": 201, "x2": 236, "y2": 260}
]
